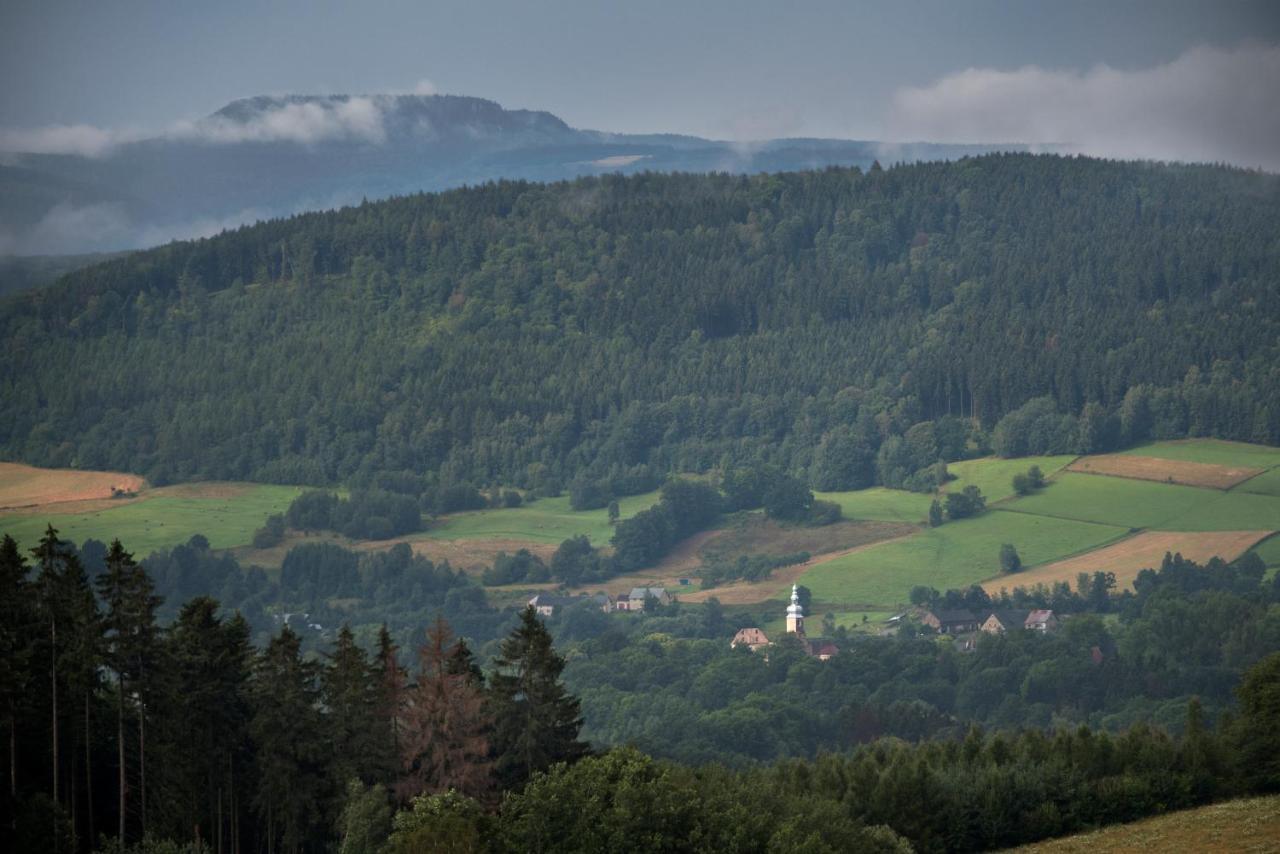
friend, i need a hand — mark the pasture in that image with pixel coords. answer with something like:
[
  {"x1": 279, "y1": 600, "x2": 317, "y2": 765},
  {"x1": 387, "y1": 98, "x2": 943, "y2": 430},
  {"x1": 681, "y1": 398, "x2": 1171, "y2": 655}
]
[
  {"x1": 1239, "y1": 467, "x2": 1280, "y2": 497},
  {"x1": 944, "y1": 455, "x2": 1076, "y2": 503},
  {"x1": 1005, "y1": 473, "x2": 1279, "y2": 531},
  {"x1": 1009, "y1": 794, "x2": 1280, "y2": 853},
  {"x1": 1119, "y1": 438, "x2": 1280, "y2": 468},
  {"x1": 981, "y1": 529, "x2": 1273, "y2": 595},
  {"x1": 420, "y1": 490, "x2": 660, "y2": 547},
  {"x1": 813, "y1": 487, "x2": 931, "y2": 524},
  {"x1": 0, "y1": 481, "x2": 306, "y2": 555},
  {"x1": 1067, "y1": 454, "x2": 1262, "y2": 490},
  {"x1": 797, "y1": 510, "x2": 1126, "y2": 609}
]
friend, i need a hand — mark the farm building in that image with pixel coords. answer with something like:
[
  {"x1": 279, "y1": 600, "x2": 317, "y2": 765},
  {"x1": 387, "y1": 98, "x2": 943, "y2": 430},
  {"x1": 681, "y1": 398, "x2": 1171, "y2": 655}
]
[
  {"x1": 731, "y1": 586, "x2": 838, "y2": 659},
  {"x1": 921, "y1": 609, "x2": 980, "y2": 635},
  {"x1": 731, "y1": 627, "x2": 771, "y2": 652}
]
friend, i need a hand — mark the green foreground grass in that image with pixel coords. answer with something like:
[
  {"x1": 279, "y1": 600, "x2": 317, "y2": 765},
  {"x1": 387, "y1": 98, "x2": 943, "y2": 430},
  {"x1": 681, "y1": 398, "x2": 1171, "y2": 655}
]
[
  {"x1": 799, "y1": 509, "x2": 1126, "y2": 608},
  {"x1": 0, "y1": 484, "x2": 306, "y2": 555},
  {"x1": 421, "y1": 490, "x2": 660, "y2": 546}
]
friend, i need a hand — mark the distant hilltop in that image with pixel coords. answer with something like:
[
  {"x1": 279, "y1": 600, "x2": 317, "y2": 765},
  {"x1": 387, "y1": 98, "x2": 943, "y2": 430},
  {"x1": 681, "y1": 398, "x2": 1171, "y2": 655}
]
[{"x1": 0, "y1": 92, "x2": 1044, "y2": 259}]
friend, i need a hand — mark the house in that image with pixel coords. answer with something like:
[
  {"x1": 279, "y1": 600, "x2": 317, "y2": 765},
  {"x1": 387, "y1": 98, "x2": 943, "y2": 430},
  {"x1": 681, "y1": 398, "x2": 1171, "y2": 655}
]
[
  {"x1": 980, "y1": 610, "x2": 1029, "y2": 635},
  {"x1": 527, "y1": 593, "x2": 582, "y2": 617},
  {"x1": 808, "y1": 640, "x2": 840, "y2": 661},
  {"x1": 618, "y1": 586, "x2": 671, "y2": 611},
  {"x1": 921, "y1": 609, "x2": 980, "y2": 635},
  {"x1": 731, "y1": 627, "x2": 771, "y2": 652},
  {"x1": 1025, "y1": 609, "x2": 1058, "y2": 632}
]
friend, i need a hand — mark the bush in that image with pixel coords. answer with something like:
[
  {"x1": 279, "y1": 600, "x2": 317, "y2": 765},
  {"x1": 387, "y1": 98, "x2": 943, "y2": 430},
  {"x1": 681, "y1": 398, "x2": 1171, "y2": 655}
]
[
  {"x1": 807, "y1": 499, "x2": 842, "y2": 526},
  {"x1": 999, "y1": 543, "x2": 1022, "y2": 573},
  {"x1": 252, "y1": 513, "x2": 286, "y2": 548},
  {"x1": 945, "y1": 485, "x2": 986, "y2": 519}
]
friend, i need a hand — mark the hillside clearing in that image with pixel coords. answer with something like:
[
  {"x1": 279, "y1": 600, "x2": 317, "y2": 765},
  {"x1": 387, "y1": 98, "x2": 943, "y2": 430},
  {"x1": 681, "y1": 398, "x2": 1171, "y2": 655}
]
[
  {"x1": 1067, "y1": 454, "x2": 1263, "y2": 490},
  {"x1": 981, "y1": 529, "x2": 1273, "y2": 595},
  {"x1": 945, "y1": 455, "x2": 1077, "y2": 503},
  {"x1": 420, "y1": 491, "x2": 659, "y2": 546},
  {"x1": 1007, "y1": 794, "x2": 1280, "y2": 853},
  {"x1": 0, "y1": 462, "x2": 147, "y2": 511},
  {"x1": 813, "y1": 488, "x2": 932, "y2": 524}
]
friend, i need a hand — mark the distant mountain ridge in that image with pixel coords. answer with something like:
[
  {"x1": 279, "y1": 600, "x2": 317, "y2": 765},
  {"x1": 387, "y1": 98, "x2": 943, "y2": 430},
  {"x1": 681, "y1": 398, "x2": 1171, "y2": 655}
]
[{"x1": 0, "y1": 93, "x2": 1043, "y2": 259}]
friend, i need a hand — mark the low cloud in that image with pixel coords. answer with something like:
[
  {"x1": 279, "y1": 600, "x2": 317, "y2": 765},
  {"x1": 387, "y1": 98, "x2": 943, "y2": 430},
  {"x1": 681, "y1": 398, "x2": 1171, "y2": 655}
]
[
  {"x1": 886, "y1": 42, "x2": 1280, "y2": 171},
  {"x1": 174, "y1": 96, "x2": 388, "y2": 146},
  {"x1": 0, "y1": 124, "x2": 144, "y2": 158},
  {"x1": 0, "y1": 95, "x2": 396, "y2": 157}
]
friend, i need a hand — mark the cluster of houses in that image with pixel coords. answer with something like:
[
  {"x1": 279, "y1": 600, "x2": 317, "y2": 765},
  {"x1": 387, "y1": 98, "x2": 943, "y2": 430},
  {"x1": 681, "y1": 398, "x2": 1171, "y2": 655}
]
[
  {"x1": 883, "y1": 606, "x2": 1059, "y2": 650},
  {"x1": 527, "y1": 586, "x2": 674, "y2": 617},
  {"x1": 730, "y1": 585, "x2": 840, "y2": 661}
]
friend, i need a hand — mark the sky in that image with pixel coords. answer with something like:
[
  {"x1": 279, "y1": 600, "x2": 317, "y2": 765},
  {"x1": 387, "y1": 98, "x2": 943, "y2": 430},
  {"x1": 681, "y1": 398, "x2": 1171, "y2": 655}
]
[{"x1": 1, "y1": 0, "x2": 1278, "y2": 167}]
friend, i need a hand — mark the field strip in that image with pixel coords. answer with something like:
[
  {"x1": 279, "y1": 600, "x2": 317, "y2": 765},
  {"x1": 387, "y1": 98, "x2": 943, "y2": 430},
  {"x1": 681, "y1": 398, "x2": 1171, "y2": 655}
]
[
  {"x1": 677, "y1": 533, "x2": 918, "y2": 605},
  {"x1": 1067, "y1": 454, "x2": 1263, "y2": 490},
  {"x1": 980, "y1": 529, "x2": 1274, "y2": 594}
]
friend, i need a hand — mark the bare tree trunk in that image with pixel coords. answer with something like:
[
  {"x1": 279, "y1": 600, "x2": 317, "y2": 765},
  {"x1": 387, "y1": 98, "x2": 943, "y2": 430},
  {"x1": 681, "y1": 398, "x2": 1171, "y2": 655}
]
[
  {"x1": 117, "y1": 682, "x2": 126, "y2": 846},
  {"x1": 84, "y1": 691, "x2": 94, "y2": 844},
  {"x1": 138, "y1": 705, "x2": 146, "y2": 838},
  {"x1": 50, "y1": 618, "x2": 59, "y2": 851}
]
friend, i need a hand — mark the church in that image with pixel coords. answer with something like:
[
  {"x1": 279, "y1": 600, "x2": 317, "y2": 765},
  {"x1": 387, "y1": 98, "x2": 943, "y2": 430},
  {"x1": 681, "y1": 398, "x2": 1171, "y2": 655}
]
[{"x1": 731, "y1": 585, "x2": 839, "y2": 660}]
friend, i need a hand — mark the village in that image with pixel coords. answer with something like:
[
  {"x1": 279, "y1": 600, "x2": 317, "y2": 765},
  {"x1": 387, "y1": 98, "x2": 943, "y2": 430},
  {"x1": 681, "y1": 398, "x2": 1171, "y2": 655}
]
[{"x1": 530, "y1": 583, "x2": 1061, "y2": 661}]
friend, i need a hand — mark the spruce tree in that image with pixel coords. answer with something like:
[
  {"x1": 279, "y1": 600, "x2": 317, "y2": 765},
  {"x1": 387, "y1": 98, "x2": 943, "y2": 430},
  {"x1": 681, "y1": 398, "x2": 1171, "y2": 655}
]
[
  {"x1": 488, "y1": 607, "x2": 587, "y2": 790},
  {"x1": 250, "y1": 625, "x2": 326, "y2": 854},
  {"x1": 96, "y1": 539, "x2": 161, "y2": 846},
  {"x1": 323, "y1": 625, "x2": 381, "y2": 798}
]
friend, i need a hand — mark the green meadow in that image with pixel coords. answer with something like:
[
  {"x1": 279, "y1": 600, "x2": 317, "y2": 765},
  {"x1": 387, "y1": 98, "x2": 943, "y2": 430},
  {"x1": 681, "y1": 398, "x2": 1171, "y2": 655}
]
[
  {"x1": 813, "y1": 487, "x2": 932, "y2": 524},
  {"x1": 422, "y1": 490, "x2": 660, "y2": 546},
  {"x1": 0, "y1": 484, "x2": 306, "y2": 555},
  {"x1": 944, "y1": 454, "x2": 1076, "y2": 503},
  {"x1": 1119, "y1": 438, "x2": 1280, "y2": 468},
  {"x1": 1005, "y1": 472, "x2": 1264, "y2": 530},
  {"x1": 1253, "y1": 534, "x2": 1280, "y2": 569},
  {"x1": 799, "y1": 509, "x2": 1126, "y2": 608},
  {"x1": 1240, "y1": 467, "x2": 1280, "y2": 497}
]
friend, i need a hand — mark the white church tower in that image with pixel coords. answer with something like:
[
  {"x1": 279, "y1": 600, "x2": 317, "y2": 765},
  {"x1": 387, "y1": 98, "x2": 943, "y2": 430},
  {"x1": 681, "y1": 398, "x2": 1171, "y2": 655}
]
[{"x1": 785, "y1": 584, "x2": 805, "y2": 637}]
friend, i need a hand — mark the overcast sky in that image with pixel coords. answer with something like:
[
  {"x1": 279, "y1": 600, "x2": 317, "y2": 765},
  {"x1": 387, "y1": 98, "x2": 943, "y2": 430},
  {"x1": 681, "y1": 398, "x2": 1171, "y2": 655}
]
[{"x1": 1, "y1": 0, "x2": 1278, "y2": 167}]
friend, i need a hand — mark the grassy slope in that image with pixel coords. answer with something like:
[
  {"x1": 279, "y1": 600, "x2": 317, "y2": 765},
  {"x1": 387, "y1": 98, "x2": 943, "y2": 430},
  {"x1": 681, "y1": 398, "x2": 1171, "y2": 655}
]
[
  {"x1": 419, "y1": 491, "x2": 660, "y2": 546},
  {"x1": 1240, "y1": 467, "x2": 1280, "y2": 497},
  {"x1": 800, "y1": 509, "x2": 1126, "y2": 608},
  {"x1": 0, "y1": 484, "x2": 306, "y2": 554},
  {"x1": 1008, "y1": 794, "x2": 1280, "y2": 853},
  {"x1": 1006, "y1": 472, "x2": 1280, "y2": 531},
  {"x1": 813, "y1": 487, "x2": 932, "y2": 524},
  {"x1": 945, "y1": 454, "x2": 1077, "y2": 503},
  {"x1": 1119, "y1": 439, "x2": 1280, "y2": 468}
]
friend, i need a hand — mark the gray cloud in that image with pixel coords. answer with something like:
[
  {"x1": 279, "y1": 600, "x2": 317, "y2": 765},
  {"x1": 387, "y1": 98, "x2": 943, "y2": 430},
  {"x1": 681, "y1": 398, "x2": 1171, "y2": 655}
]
[{"x1": 886, "y1": 42, "x2": 1280, "y2": 171}]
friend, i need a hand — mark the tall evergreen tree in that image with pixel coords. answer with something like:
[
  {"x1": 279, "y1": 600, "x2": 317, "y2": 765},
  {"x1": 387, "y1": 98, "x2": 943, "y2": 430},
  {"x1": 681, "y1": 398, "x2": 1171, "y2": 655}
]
[
  {"x1": 488, "y1": 607, "x2": 587, "y2": 790},
  {"x1": 249, "y1": 625, "x2": 326, "y2": 854},
  {"x1": 0, "y1": 535, "x2": 32, "y2": 831},
  {"x1": 96, "y1": 539, "x2": 161, "y2": 846},
  {"x1": 323, "y1": 625, "x2": 382, "y2": 808}
]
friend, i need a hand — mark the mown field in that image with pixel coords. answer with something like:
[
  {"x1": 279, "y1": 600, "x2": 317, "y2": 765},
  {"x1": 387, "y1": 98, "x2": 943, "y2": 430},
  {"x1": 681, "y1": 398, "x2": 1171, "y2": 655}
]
[{"x1": 1008, "y1": 794, "x2": 1280, "y2": 853}]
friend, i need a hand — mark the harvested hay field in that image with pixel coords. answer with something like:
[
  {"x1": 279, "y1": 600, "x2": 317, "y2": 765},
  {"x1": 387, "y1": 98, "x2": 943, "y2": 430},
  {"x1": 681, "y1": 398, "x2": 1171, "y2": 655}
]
[
  {"x1": 1007, "y1": 794, "x2": 1280, "y2": 853},
  {"x1": 1067, "y1": 454, "x2": 1262, "y2": 490},
  {"x1": 0, "y1": 462, "x2": 147, "y2": 511},
  {"x1": 982, "y1": 529, "x2": 1273, "y2": 595}
]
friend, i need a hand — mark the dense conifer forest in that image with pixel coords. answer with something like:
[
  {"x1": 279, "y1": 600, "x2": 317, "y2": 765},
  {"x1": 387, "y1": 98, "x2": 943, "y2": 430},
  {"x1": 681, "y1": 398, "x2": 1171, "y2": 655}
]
[{"x1": 2, "y1": 155, "x2": 1278, "y2": 503}]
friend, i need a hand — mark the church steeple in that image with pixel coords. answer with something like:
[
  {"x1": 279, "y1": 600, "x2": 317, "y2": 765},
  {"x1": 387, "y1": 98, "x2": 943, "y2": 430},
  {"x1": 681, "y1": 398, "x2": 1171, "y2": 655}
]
[{"x1": 785, "y1": 584, "x2": 805, "y2": 637}]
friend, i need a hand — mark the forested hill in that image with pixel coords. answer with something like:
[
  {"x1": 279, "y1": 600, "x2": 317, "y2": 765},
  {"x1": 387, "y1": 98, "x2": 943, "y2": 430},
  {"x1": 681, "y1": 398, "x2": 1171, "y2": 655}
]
[{"x1": 2, "y1": 154, "x2": 1278, "y2": 493}]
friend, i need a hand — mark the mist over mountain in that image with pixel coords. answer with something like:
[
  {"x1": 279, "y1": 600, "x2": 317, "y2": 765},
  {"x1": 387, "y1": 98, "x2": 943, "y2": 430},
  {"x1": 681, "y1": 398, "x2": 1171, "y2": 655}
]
[{"x1": 0, "y1": 93, "x2": 1039, "y2": 257}]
